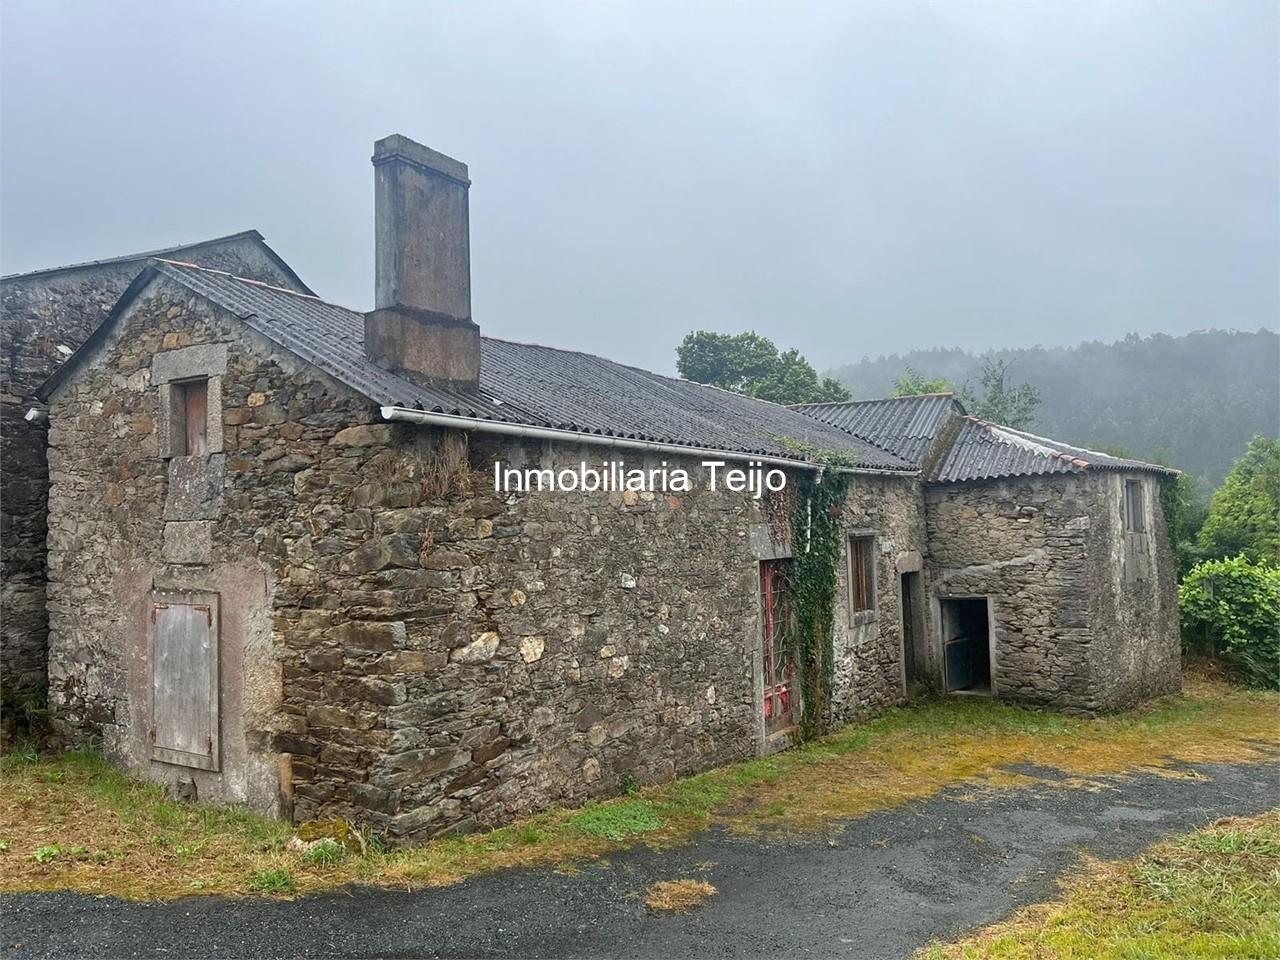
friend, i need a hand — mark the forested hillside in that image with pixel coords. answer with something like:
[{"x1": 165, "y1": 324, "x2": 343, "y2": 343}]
[{"x1": 828, "y1": 330, "x2": 1279, "y2": 487}]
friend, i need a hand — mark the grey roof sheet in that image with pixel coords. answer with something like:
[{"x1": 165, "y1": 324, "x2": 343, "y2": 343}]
[
  {"x1": 149, "y1": 261, "x2": 914, "y2": 471},
  {"x1": 933, "y1": 418, "x2": 1178, "y2": 483},
  {"x1": 2, "y1": 230, "x2": 314, "y2": 295},
  {"x1": 793, "y1": 394, "x2": 961, "y2": 466}
]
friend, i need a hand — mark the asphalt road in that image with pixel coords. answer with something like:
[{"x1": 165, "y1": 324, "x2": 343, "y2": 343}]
[{"x1": 3, "y1": 758, "x2": 1278, "y2": 960}]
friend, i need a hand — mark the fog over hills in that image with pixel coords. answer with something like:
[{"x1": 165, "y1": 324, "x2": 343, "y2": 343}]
[{"x1": 828, "y1": 329, "x2": 1279, "y2": 488}]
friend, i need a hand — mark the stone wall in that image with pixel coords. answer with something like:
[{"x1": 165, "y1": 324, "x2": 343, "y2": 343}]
[
  {"x1": 925, "y1": 475, "x2": 1095, "y2": 711},
  {"x1": 1, "y1": 236, "x2": 304, "y2": 710},
  {"x1": 1083, "y1": 472, "x2": 1181, "y2": 710},
  {"x1": 44, "y1": 275, "x2": 926, "y2": 837},
  {"x1": 829, "y1": 475, "x2": 928, "y2": 722},
  {"x1": 924, "y1": 471, "x2": 1179, "y2": 714}
]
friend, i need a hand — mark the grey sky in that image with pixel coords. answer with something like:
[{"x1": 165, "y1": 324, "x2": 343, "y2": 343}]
[{"x1": 2, "y1": 2, "x2": 1276, "y2": 375}]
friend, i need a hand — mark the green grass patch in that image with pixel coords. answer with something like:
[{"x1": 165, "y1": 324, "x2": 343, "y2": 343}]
[
  {"x1": 246, "y1": 868, "x2": 294, "y2": 894},
  {"x1": 922, "y1": 811, "x2": 1280, "y2": 959},
  {"x1": 303, "y1": 839, "x2": 344, "y2": 867},
  {"x1": 569, "y1": 798, "x2": 663, "y2": 840}
]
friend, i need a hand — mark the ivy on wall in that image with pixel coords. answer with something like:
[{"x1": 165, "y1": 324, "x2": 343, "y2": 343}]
[{"x1": 786, "y1": 456, "x2": 855, "y2": 738}]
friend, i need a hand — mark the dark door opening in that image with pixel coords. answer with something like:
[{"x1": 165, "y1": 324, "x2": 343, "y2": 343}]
[
  {"x1": 900, "y1": 572, "x2": 926, "y2": 694},
  {"x1": 941, "y1": 597, "x2": 991, "y2": 695}
]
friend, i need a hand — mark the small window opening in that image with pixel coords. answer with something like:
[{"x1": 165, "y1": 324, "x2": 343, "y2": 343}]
[
  {"x1": 173, "y1": 378, "x2": 209, "y2": 457},
  {"x1": 848, "y1": 535, "x2": 876, "y2": 614},
  {"x1": 1124, "y1": 479, "x2": 1145, "y2": 533}
]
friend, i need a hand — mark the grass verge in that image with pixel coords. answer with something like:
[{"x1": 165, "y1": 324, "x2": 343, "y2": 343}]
[
  {"x1": 918, "y1": 809, "x2": 1280, "y2": 959},
  {"x1": 1, "y1": 670, "x2": 1276, "y2": 900}
]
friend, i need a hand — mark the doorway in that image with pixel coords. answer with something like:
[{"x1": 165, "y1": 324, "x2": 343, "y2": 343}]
[
  {"x1": 759, "y1": 558, "x2": 795, "y2": 734},
  {"x1": 941, "y1": 597, "x2": 991, "y2": 695},
  {"x1": 900, "y1": 572, "x2": 926, "y2": 694}
]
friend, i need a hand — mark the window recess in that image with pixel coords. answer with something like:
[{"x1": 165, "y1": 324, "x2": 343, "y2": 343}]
[{"x1": 848, "y1": 534, "x2": 876, "y2": 616}]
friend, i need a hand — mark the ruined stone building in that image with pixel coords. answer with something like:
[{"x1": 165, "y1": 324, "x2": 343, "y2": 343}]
[
  {"x1": 1, "y1": 135, "x2": 1179, "y2": 839},
  {"x1": 1, "y1": 233, "x2": 311, "y2": 705}
]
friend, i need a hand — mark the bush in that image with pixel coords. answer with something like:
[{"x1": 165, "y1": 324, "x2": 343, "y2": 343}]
[{"x1": 1179, "y1": 556, "x2": 1280, "y2": 689}]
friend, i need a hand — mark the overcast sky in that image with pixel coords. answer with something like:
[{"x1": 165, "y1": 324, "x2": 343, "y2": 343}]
[{"x1": 2, "y1": 2, "x2": 1276, "y2": 374}]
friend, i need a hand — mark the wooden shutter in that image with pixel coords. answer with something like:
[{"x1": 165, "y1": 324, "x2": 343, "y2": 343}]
[
  {"x1": 151, "y1": 593, "x2": 219, "y2": 770},
  {"x1": 1124, "y1": 480, "x2": 1145, "y2": 533},
  {"x1": 850, "y1": 536, "x2": 875, "y2": 612},
  {"x1": 182, "y1": 380, "x2": 208, "y2": 457}
]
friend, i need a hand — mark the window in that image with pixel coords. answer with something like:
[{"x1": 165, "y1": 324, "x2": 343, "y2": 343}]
[
  {"x1": 171, "y1": 378, "x2": 209, "y2": 457},
  {"x1": 1124, "y1": 479, "x2": 1145, "y2": 533},
  {"x1": 150, "y1": 591, "x2": 219, "y2": 771},
  {"x1": 849, "y1": 535, "x2": 876, "y2": 614}
]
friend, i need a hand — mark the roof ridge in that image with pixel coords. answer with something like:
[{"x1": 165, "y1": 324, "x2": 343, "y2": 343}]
[
  {"x1": 791, "y1": 392, "x2": 956, "y2": 410},
  {"x1": 153, "y1": 259, "x2": 327, "y2": 303},
  {"x1": 2, "y1": 229, "x2": 264, "y2": 281}
]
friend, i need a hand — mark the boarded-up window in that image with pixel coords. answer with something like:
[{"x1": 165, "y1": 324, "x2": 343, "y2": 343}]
[
  {"x1": 1124, "y1": 479, "x2": 1145, "y2": 533},
  {"x1": 849, "y1": 535, "x2": 876, "y2": 614},
  {"x1": 151, "y1": 592, "x2": 219, "y2": 770},
  {"x1": 170, "y1": 378, "x2": 209, "y2": 457}
]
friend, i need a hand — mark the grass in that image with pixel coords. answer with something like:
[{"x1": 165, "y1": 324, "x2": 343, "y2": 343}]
[
  {"x1": 919, "y1": 810, "x2": 1280, "y2": 959},
  {"x1": 569, "y1": 798, "x2": 663, "y2": 841},
  {"x1": 1, "y1": 669, "x2": 1276, "y2": 900},
  {"x1": 644, "y1": 878, "x2": 717, "y2": 912}
]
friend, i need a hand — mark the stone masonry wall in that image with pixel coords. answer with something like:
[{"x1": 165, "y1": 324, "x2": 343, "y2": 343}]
[
  {"x1": 2, "y1": 237, "x2": 304, "y2": 711},
  {"x1": 925, "y1": 474, "x2": 1097, "y2": 712},
  {"x1": 1083, "y1": 471, "x2": 1181, "y2": 710},
  {"x1": 44, "y1": 275, "x2": 925, "y2": 837},
  {"x1": 829, "y1": 475, "x2": 928, "y2": 723}
]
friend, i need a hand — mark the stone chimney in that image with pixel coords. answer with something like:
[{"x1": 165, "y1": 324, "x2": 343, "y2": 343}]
[{"x1": 364, "y1": 134, "x2": 480, "y2": 388}]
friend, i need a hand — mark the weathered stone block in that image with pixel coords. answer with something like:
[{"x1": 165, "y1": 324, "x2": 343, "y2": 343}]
[{"x1": 161, "y1": 520, "x2": 213, "y2": 564}]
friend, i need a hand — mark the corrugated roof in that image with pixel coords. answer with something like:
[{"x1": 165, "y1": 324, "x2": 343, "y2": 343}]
[
  {"x1": 1, "y1": 230, "x2": 314, "y2": 296},
  {"x1": 793, "y1": 394, "x2": 962, "y2": 466},
  {"x1": 50, "y1": 260, "x2": 913, "y2": 472},
  {"x1": 933, "y1": 417, "x2": 1178, "y2": 483}
]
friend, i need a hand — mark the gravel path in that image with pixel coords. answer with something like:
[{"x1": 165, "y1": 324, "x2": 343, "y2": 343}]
[{"x1": 3, "y1": 758, "x2": 1277, "y2": 960}]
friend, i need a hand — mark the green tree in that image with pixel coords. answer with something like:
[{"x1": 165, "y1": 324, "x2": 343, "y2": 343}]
[
  {"x1": 676, "y1": 331, "x2": 851, "y2": 405},
  {"x1": 1198, "y1": 436, "x2": 1280, "y2": 565},
  {"x1": 960, "y1": 357, "x2": 1040, "y2": 430},
  {"x1": 888, "y1": 366, "x2": 952, "y2": 398},
  {"x1": 1179, "y1": 555, "x2": 1280, "y2": 689}
]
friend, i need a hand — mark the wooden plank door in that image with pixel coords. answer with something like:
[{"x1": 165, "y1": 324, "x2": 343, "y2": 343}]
[{"x1": 151, "y1": 594, "x2": 219, "y2": 770}]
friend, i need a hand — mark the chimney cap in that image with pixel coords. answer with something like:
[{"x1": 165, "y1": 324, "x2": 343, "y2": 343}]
[{"x1": 372, "y1": 134, "x2": 470, "y2": 186}]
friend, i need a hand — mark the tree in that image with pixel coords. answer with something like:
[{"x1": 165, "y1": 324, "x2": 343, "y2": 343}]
[
  {"x1": 889, "y1": 366, "x2": 952, "y2": 398},
  {"x1": 960, "y1": 357, "x2": 1040, "y2": 430},
  {"x1": 676, "y1": 331, "x2": 851, "y2": 406},
  {"x1": 1198, "y1": 436, "x2": 1280, "y2": 565}
]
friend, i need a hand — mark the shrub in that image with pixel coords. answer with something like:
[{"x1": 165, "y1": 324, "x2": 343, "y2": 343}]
[{"x1": 1179, "y1": 556, "x2": 1280, "y2": 689}]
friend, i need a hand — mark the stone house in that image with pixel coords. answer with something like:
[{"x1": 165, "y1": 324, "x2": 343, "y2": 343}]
[
  {"x1": 17, "y1": 135, "x2": 1178, "y2": 839},
  {"x1": 1, "y1": 233, "x2": 311, "y2": 707}
]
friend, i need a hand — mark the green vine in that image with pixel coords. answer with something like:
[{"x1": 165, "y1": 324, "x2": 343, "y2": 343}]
[{"x1": 786, "y1": 454, "x2": 855, "y2": 738}]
